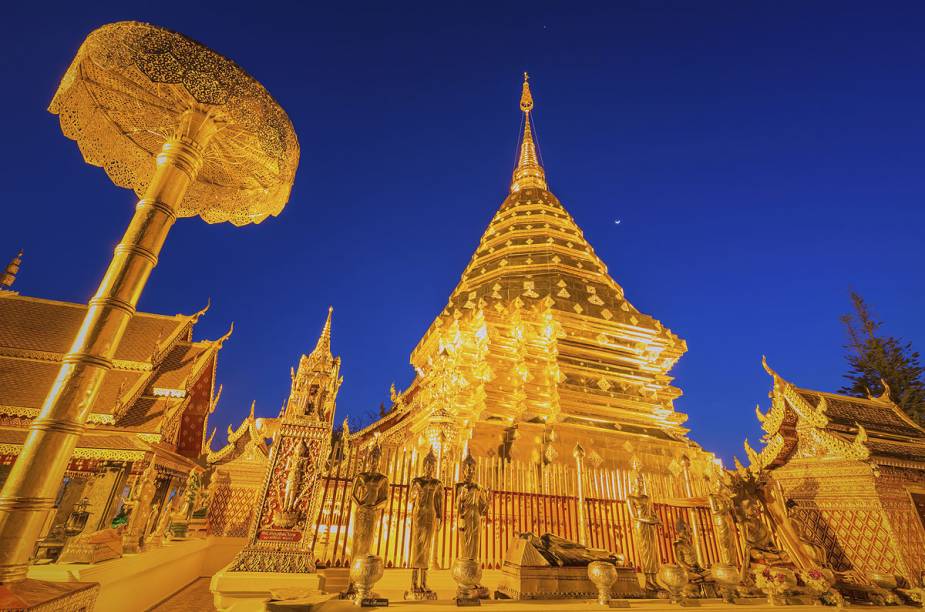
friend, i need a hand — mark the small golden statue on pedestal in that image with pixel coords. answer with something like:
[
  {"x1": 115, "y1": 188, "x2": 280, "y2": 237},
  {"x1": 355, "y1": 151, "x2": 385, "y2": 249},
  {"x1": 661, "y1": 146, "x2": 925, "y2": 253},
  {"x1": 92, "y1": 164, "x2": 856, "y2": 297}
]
[
  {"x1": 733, "y1": 489, "x2": 789, "y2": 584},
  {"x1": 123, "y1": 462, "x2": 157, "y2": 553},
  {"x1": 168, "y1": 473, "x2": 199, "y2": 540},
  {"x1": 707, "y1": 471, "x2": 737, "y2": 566},
  {"x1": 344, "y1": 441, "x2": 389, "y2": 604},
  {"x1": 626, "y1": 469, "x2": 661, "y2": 594},
  {"x1": 673, "y1": 517, "x2": 716, "y2": 598},
  {"x1": 405, "y1": 448, "x2": 443, "y2": 601},
  {"x1": 273, "y1": 440, "x2": 309, "y2": 529},
  {"x1": 145, "y1": 498, "x2": 174, "y2": 549},
  {"x1": 452, "y1": 451, "x2": 489, "y2": 605}
]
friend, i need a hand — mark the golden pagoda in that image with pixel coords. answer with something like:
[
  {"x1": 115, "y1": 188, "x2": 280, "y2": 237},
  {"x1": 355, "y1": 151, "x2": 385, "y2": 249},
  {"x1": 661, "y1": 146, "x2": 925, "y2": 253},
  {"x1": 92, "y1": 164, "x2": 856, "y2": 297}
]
[{"x1": 359, "y1": 74, "x2": 713, "y2": 493}]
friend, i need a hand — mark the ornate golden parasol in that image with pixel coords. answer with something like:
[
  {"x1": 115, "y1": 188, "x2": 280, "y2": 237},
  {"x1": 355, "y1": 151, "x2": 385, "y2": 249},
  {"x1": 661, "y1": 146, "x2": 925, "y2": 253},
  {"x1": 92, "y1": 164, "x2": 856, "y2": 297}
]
[{"x1": 0, "y1": 22, "x2": 299, "y2": 582}]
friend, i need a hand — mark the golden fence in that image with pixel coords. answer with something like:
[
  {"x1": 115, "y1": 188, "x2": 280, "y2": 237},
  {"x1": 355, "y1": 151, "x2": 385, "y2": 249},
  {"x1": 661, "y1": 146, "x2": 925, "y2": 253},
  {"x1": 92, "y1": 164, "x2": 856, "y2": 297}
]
[{"x1": 308, "y1": 447, "x2": 725, "y2": 570}]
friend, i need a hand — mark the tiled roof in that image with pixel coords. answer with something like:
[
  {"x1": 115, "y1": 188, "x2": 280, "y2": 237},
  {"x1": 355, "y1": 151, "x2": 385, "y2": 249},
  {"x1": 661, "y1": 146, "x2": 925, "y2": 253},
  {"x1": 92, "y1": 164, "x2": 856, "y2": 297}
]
[
  {"x1": 796, "y1": 389, "x2": 924, "y2": 439},
  {"x1": 148, "y1": 342, "x2": 213, "y2": 391},
  {"x1": 0, "y1": 294, "x2": 191, "y2": 362},
  {"x1": 118, "y1": 397, "x2": 170, "y2": 433},
  {"x1": 862, "y1": 438, "x2": 925, "y2": 462},
  {"x1": 0, "y1": 358, "x2": 143, "y2": 412},
  {"x1": 0, "y1": 427, "x2": 150, "y2": 451},
  {"x1": 0, "y1": 293, "x2": 218, "y2": 436}
]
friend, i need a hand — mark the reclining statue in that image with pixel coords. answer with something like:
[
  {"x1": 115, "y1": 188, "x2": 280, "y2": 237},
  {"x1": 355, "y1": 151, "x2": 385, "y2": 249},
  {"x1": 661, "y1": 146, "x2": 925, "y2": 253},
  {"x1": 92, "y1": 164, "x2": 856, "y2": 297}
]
[{"x1": 516, "y1": 532, "x2": 622, "y2": 567}]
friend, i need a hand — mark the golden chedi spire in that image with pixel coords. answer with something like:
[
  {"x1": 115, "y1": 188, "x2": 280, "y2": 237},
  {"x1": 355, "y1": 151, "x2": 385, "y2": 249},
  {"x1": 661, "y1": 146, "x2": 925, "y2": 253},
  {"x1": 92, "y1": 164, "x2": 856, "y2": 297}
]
[
  {"x1": 0, "y1": 250, "x2": 22, "y2": 292},
  {"x1": 511, "y1": 72, "x2": 547, "y2": 193},
  {"x1": 403, "y1": 73, "x2": 696, "y2": 458}
]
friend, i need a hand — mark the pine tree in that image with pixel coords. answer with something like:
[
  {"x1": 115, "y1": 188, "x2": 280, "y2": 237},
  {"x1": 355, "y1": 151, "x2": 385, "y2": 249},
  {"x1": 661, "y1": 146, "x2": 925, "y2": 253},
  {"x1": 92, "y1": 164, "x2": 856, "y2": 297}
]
[{"x1": 840, "y1": 292, "x2": 925, "y2": 425}]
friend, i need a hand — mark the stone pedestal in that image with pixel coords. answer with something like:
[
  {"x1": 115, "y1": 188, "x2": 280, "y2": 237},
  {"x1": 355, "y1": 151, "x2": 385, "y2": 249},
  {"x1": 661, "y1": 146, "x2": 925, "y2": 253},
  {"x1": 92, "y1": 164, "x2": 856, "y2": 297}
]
[
  {"x1": 494, "y1": 535, "x2": 643, "y2": 601},
  {"x1": 496, "y1": 561, "x2": 641, "y2": 600},
  {"x1": 57, "y1": 528, "x2": 123, "y2": 564},
  {"x1": 210, "y1": 566, "x2": 323, "y2": 611},
  {"x1": 0, "y1": 579, "x2": 99, "y2": 611}
]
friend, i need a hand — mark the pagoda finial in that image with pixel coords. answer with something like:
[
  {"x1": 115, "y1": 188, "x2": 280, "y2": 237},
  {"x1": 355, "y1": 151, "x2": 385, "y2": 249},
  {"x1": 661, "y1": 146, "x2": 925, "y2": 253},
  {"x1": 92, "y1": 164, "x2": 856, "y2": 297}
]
[
  {"x1": 1, "y1": 249, "x2": 23, "y2": 292},
  {"x1": 312, "y1": 306, "x2": 334, "y2": 355},
  {"x1": 511, "y1": 73, "x2": 547, "y2": 193}
]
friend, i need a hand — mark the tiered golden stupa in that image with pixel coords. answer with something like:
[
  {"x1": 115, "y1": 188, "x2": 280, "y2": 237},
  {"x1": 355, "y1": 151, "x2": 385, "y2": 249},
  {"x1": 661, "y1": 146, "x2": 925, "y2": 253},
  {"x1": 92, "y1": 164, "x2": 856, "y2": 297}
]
[{"x1": 362, "y1": 75, "x2": 712, "y2": 489}]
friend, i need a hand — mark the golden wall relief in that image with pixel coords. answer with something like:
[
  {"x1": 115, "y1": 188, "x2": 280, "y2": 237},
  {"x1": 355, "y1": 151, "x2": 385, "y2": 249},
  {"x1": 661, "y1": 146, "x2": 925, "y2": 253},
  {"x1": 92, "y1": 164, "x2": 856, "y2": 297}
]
[{"x1": 209, "y1": 484, "x2": 261, "y2": 538}]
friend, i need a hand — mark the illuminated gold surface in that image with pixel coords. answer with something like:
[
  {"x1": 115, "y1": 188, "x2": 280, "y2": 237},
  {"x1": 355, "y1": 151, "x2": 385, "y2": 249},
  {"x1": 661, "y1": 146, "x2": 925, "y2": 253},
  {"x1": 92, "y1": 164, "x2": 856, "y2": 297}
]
[
  {"x1": 222, "y1": 309, "x2": 341, "y2": 574},
  {"x1": 0, "y1": 21, "x2": 297, "y2": 582},
  {"x1": 358, "y1": 75, "x2": 714, "y2": 496},
  {"x1": 0, "y1": 251, "x2": 21, "y2": 293},
  {"x1": 49, "y1": 21, "x2": 299, "y2": 226},
  {"x1": 742, "y1": 358, "x2": 925, "y2": 588}
]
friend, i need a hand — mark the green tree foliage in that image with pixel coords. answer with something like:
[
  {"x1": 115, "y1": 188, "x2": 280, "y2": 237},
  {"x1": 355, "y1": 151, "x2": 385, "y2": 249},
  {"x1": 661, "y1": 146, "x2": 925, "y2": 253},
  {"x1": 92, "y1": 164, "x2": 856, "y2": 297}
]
[{"x1": 840, "y1": 292, "x2": 925, "y2": 426}]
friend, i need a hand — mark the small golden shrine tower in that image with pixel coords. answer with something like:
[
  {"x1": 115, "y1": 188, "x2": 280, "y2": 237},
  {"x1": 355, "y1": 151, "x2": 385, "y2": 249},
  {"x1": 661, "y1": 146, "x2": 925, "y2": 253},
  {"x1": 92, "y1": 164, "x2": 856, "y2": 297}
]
[
  {"x1": 217, "y1": 308, "x2": 342, "y2": 580},
  {"x1": 362, "y1": 75, "x2": 711, "y2": 487}
]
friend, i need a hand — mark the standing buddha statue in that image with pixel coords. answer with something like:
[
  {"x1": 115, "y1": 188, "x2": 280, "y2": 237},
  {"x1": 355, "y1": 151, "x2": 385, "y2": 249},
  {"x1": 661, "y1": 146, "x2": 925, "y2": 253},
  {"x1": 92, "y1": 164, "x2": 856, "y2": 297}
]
[
  {"x1": 453, "y1": 451, "x2": 489, "y2": 602},
  {"x1": 707, "y1": 472, "x2": 737, "y2": 566},
  {"x1": 349, "y1": 443, "x2": 390, "y2": 562},
  {"x1": 627, "y1": 470, "x2": 661, "y2": 593},
  {"x1": 406, "y1": 448, "x2": 443, "y2": 600}
]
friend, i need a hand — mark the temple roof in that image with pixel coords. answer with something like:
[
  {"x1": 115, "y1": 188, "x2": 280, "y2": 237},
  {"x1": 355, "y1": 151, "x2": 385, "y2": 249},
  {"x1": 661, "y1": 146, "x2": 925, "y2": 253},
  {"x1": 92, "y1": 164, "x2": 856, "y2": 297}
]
[
  {"x1": 0, "y1": 292, "x2": 226, "y2": 448},
  {"x1": 0, "y1": 294, "x2": 196, "y2": 362},
  {"x1": 206, "y1": 401, "x2": 270, "y2": 466},
  {"x1": 746, "y1": 358, "x2": 925, "y2": 471},
  {"x1": 795, "y1": 388, "x2": 924, "y2": 439}
]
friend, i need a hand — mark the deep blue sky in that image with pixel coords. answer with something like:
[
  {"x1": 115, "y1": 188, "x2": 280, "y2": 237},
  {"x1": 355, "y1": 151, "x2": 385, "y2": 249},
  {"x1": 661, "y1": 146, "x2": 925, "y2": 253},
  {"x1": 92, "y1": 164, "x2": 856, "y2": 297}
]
[{"x1": 4, "y1": 2, "x2": 924, "y2": 464}]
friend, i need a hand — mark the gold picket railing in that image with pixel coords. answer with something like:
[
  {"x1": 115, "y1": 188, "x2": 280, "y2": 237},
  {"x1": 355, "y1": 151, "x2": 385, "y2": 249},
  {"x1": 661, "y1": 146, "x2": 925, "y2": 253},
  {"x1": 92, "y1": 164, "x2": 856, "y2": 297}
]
[{"x1": 307, "y1": 446, "x2": 726, "y2": 570}]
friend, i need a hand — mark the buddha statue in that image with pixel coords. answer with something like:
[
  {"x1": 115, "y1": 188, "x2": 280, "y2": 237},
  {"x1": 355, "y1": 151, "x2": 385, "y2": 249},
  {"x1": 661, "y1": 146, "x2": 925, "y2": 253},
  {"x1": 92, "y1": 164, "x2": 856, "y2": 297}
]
[{"x1": 406, "y1": 448, "x2": 443, "y2": 600}]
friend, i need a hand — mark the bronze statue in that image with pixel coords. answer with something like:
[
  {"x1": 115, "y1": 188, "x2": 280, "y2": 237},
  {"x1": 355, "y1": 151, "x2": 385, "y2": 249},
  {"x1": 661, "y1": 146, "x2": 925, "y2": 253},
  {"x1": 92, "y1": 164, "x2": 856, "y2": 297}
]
[
  {"x1": 146, "y1": 496, "x2": 174, "y2": 548},
  {"x1": 406, "y1": 448, "x2": 443, "y2": 600},
  {"x1": 518, "y1": 532, "x2": 620, "y2": 567},
  {"x1": 453, "y1": 451, "x2": 489, "y2": 602},
  {"x1": 455, "y1": 452, "x2": 489, "y2": 562},
  {"x1": 707, "y1": 473, "x2": 737, "y2": 566},
  {"x1": 143, "y1": 502, "x2": 160, "y2": 543},
  {"x1": 273, "y1": 439, "x2": 309, "y2": 528},
  {"x1": 672, "y1": 517, "x2": 705, "y2": 576},
  {"x1": 124, "y1": 462, "x2": 157, "y2": 551},
  {"x1": 349, "y1": 443, "x2": 389, "y2": 561},
  {"x1": 729, "y1": 471, "x2": 789, "y2": 583},
  {"x1": 627, "y1": 471, "x2": 661, "y2": 592},
  {"x1": 728, "y1": 467, "x2": 830, "y2": 584}
]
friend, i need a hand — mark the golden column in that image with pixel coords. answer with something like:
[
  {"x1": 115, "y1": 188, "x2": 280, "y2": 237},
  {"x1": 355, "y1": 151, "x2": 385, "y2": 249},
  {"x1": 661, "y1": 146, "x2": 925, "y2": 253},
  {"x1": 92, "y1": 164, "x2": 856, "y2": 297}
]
[
  {"x1": 679, "y1": 454, "x2": 706, "y2": 567},
  {"x1": 573, "y1": 443, "x2": 588, "y2": 546},
  {"x1": 0, "y1": 22, "x2": 299, "y2": 582}
]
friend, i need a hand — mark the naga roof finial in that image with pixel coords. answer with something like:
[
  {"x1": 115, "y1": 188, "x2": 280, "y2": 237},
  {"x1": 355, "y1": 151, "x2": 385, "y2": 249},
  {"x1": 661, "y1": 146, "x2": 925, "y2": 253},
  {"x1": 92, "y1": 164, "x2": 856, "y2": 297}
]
[{"x1": 0, "y1": 249, "x2": 22, "y2": 292}]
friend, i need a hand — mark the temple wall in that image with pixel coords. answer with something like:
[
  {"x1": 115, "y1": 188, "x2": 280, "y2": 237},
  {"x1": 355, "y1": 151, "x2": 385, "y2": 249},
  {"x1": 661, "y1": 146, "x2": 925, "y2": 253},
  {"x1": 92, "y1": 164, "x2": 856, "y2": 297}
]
[
  {"x1": 772, "y1": 458, "x2": 925, "y2": 583},
  {"x1": 208, "y1": 469, "x2": 263, "y2": 537},
  {"x1": 874, "y1": 465, "x2": 925, "y2": 582}
]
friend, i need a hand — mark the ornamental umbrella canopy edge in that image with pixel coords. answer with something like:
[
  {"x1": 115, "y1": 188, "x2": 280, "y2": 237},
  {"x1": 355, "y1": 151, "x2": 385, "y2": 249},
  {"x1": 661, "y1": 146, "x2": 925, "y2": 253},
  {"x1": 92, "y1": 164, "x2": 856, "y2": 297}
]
[{"x1": 48, "y1": 20, "x2": 300, "y2": 226}]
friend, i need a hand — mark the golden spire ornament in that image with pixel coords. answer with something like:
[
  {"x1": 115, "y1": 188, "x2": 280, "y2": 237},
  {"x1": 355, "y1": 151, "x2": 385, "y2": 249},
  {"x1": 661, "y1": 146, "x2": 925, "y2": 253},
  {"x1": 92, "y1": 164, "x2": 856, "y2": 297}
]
[
  {"x1": 314, "y1": 305, "x2": 334, "y2": 355},
  {"x1": 0, "y1": 22, "x2": 298, "y2": 582},
  {"x1": 0, "y1": 250, "x2": 22, "y2": 291},
  {"x1": 511, "y1": 71, "x2": 547, "y2": 192}
]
